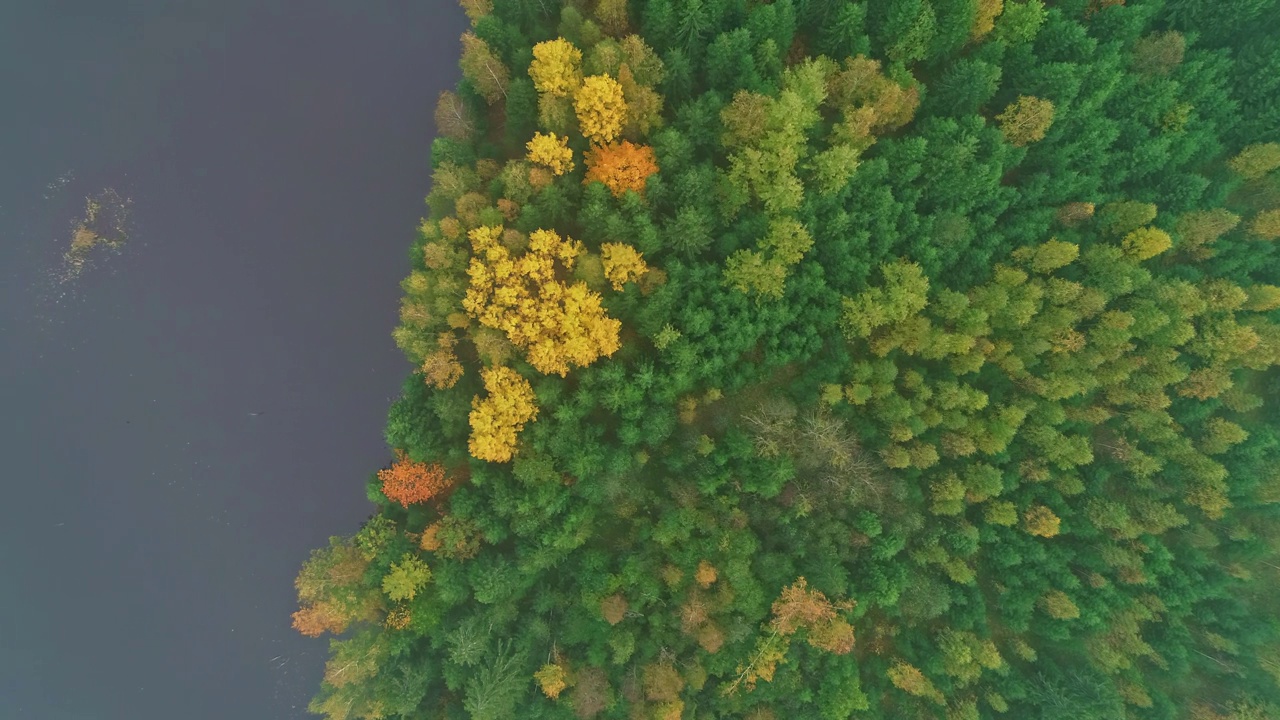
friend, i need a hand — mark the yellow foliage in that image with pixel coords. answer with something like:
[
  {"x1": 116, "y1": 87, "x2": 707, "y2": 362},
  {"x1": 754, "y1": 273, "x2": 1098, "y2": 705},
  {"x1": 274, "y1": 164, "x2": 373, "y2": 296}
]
[
  {"x1": 972, "y1": 0, "x2": 1004, "y2": 40},
  {"x1": 534, "y1": 662, "x2": 570, "y2": 699},
  {"x1": 997, "y1": 95, "x2": 1055, "y2": 147},
  {"x1": 1122, "y1": 227, "x2": 1173, "y2": 260},
  {"x1": 463, "y1": 226, "x2": 622, "y2": 376},
  {"x1": 889, "y1": 661, "x2": 944, "y2": 705},
  {"x1": 1249, "y1": 209, "x2": 1280, "y2": 240},
  {"x1": 575, "y1": 74, "x2": 627, "y2": 144},
  {"x1": 421, "y1": 332, "x2": 463, "y2": 389},
  {"x1": 468, "y1": 365, "x2": 539, "y2": 462},
  {"x1": 1023, "y1": 505, "x2": 1061, "y2": 537},
  {"x1": 1040, "y1": 590, "x2": 1081, "y2": 619},
  {"x1": 529, "y1": 38, "x2": 583, "y2": 97},
  {"x1": 600, "y1": 242, "x2": 649, "y2": 290},
  {"x1": 526, "y1": 132, "x2": 576, "y2": 175}
]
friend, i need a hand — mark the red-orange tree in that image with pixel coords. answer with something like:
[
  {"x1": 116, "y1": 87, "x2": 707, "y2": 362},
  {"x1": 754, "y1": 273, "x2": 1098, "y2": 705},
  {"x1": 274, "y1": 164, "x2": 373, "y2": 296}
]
[
  {"x1": 377, "y1": 451, "x2": 450, "y2": 506},
  {"x1": 584, "y1": 140, "x2": 659, "y2": 197}
]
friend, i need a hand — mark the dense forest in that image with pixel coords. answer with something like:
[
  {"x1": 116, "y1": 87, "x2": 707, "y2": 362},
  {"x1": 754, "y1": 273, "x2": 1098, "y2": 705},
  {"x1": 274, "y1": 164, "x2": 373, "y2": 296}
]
[{"x1": 291, "y1": 0, "x2": 1280, "y2": 717}]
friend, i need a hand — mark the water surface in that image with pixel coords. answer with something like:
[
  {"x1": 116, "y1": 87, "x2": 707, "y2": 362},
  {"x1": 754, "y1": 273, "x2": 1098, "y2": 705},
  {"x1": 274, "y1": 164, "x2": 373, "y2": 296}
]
[{"x1": 0, "y1": 4, "x2": 466, "y2": 718}]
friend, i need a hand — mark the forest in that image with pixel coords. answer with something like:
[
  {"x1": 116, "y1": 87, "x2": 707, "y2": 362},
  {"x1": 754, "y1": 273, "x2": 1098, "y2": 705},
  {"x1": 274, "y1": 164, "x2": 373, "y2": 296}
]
[{"x1": 292, "y1": 0, "x2": 1280, "y2": 717}]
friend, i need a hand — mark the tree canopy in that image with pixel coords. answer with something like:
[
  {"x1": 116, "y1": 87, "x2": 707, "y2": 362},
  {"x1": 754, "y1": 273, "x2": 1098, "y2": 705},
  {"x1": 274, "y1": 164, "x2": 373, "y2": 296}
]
[{"x1": 296, "y1": 0, "x2": 1280, "y2": 718}]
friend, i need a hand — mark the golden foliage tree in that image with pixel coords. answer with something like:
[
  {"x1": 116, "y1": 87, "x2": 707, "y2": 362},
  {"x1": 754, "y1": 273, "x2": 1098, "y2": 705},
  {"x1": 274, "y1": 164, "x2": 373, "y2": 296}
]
[
  {"x1": 1040, "y1": 589, "x2": 1081, "y2": 619},
  {"x1": 458, "y1": 0, "x2": 492, "y2": 24},
  {"x1": 468, "y1": 365, "x2": 539, "y2": 462},
  {"x1": 535, "y1": 662, "x2": 571, "y2": 699},
  {"x1": 971, "y1": 0, "x2": 1004, "y2": 40},
  {"x1": 377, "y1": 451, "x2": 450, "y2": 507},
  {"x1": 1023, "y1": 505, "x2": 1062, "y2": 537},
  {"x1": 575, "y1": 75, "x2": 627, "y2": 144},
  {"x1": 1122, "y1": 227, "x2": 1173, "y2": 260},
  {"x1": 529, "y1": 38, "x2": 583, "y2": 97},
  {"x1": 888, "y1": 661, "x2": 945, "y2": 704},
  {"x1": 584, "y1": 140, "x2": 658, "y2": 196},
  {"x1": 1248, "y1": 209, "x2": 1280, "y2": 240},
  {"x1": 1227, "y1": 142, "x2": 1280, "y2": 180},
  {"x1": 600, "y1": 242, "x2": 649, "y2": 291},
  {"x1": 463, "y1": 226, "x2": 621, "y2": 377},
  {"x1": 526, "y1": 132, "x2": 576, "y2": 175},
  {"x1": 421, "y1": 332, "x2": 464, "y2": 389},
  {"x1": 997, "y1": 95, "x2": 1055, "y2": 146}
]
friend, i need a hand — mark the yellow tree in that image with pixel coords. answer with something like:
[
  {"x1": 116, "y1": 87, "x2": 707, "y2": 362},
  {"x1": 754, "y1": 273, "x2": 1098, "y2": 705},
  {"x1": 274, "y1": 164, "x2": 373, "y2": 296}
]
[
  {"x1": 971, "y1": 0, "x2": 1004, "y2": 40},
  {"x1": 468, "y1": 365, "x2": 539, "y2": 462},
  {"x1": 463, "y1": 226, "x2": 622, "y2": 376},
  {"x1": 529, "y1": 38, "x2": 583, "y2": 97},
  {"x1": 1228, "y1": 142, "x2": 1280, "y2": 180},
  {"x1": 526, "y1": 132, "x2": 576, "y2": 175},
  {"x1": 575, "y1": 75, "x2": 627, "y2": 144},
  {"x1": 1023, "y1": 505, "x2": 1061, "y2": 537},
  {"x1": 1122, "y1": 227, "x2": 1173, "y2": 260},
  {"x1": 997, "y1": 95, "x2": 1055, "y2": 146},
  {"x1": 458, "y1": 0, "x2": 492, "y2": 24},
  {"x1": 1248, "y1": 209, "x2": 1280, "y2": 240},
  {"x1": 600, "y1": 242, "x2": 649, "y2": 290}
]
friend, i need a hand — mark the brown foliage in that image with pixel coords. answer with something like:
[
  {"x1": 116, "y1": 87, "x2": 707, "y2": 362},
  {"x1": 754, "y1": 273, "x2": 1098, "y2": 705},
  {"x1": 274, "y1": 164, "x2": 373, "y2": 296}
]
[
  {"x1": 770, "y1": 577, "x2": 852, "y2": 636},
  {"x1": 641, "y1": 663, "x2": 684, "y2": 702},
  {"x1": 694, "y1": 560, "x2": 718, "y2": 588},
  {"x1": 377, "y1": 451, "x2": 451, "y2": 507},
  {"x1": 434, "y1": 90, "x2": 475, "y2": 140},
  {"x1": 1056, "y1": 201, "x2": 1096, "y2": 226},
  {"x1": 697, "y1": 622, "x2": 726, "y2": 654},
  {"x1": 601, "y1": 593, "x2": 628, "y2": 625},
  {"x1": 1023, "y1": 505, "x2": 1062, "y2": 537},
  {"x1": 570, "y1": 667, "x2": 611, "y2": 719},
  {"x1": 292, "y1": 602, "x2": 349, "y2": 637}
]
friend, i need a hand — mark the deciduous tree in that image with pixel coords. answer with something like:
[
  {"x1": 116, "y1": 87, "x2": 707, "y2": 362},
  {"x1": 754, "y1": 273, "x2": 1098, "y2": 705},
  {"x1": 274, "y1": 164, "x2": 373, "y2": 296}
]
[
  {"x1": 583, "y1": 140, "x2": 659, "y2": 196},
  {"x1": 996, "y1": 95, "x2": 1054, "y2": 146},
  {"x1": 460, "y1": 32, "x2": 509, "y2": 104},
  {"x1": 575, "y1": 75, "x2": 627, "y2": 144}
]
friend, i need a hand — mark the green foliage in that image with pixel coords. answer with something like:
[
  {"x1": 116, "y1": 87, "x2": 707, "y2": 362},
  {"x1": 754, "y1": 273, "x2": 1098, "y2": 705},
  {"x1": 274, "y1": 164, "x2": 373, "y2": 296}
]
[{"x1": 296, "y1": 1, "x2": 1280, "y2": 719}]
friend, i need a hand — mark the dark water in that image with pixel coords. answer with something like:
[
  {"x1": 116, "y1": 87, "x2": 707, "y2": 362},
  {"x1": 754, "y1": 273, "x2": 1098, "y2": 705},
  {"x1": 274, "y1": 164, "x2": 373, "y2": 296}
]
[{"x1": 0, "y1": 4, "x2": 466, "y2": 718}]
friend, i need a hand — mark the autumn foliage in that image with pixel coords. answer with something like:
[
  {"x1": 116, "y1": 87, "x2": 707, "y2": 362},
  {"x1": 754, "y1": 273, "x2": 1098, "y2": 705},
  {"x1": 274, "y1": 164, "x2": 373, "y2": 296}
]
[
  {"x1": 527, "y1": 132, "x2": 576, "y2": 176},
  {"x1": 997, "y1": 95, "x2": 1056, "y2": 146},
  {"x1": 463, "y1": 225, "x2": 621, "y2": 377},
  {"x1": 584, "y1": 140, "x2": 658, "y2": 197},
  {"x1": 600, "y1": 242, "x2": 649, "y2": 291},
  {"x1": 574, "y1": 75, "x2": 627, "y2": 144},
  {"x1": 468, "y1": 365, "x2": 539, "y2": 462},
  {"x1": 529, "y1": 38, "x2": 583, "y2": 98},
  {"x1": 377, "y1": 451, "x2": 450, "y2": 507}
]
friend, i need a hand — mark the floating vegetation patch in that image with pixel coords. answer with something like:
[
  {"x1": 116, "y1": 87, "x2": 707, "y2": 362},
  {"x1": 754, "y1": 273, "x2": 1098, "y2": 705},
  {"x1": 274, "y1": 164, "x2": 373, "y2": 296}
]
[{"x1": 56, "y1": 187, "x2": 132, "y2": 284}]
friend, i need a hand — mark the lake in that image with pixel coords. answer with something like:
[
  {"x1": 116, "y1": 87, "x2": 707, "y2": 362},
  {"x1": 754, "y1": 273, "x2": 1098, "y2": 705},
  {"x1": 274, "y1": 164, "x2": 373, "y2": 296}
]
[{"x1": 0, "y1": 3, "x2": 466, "y2": 718}]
